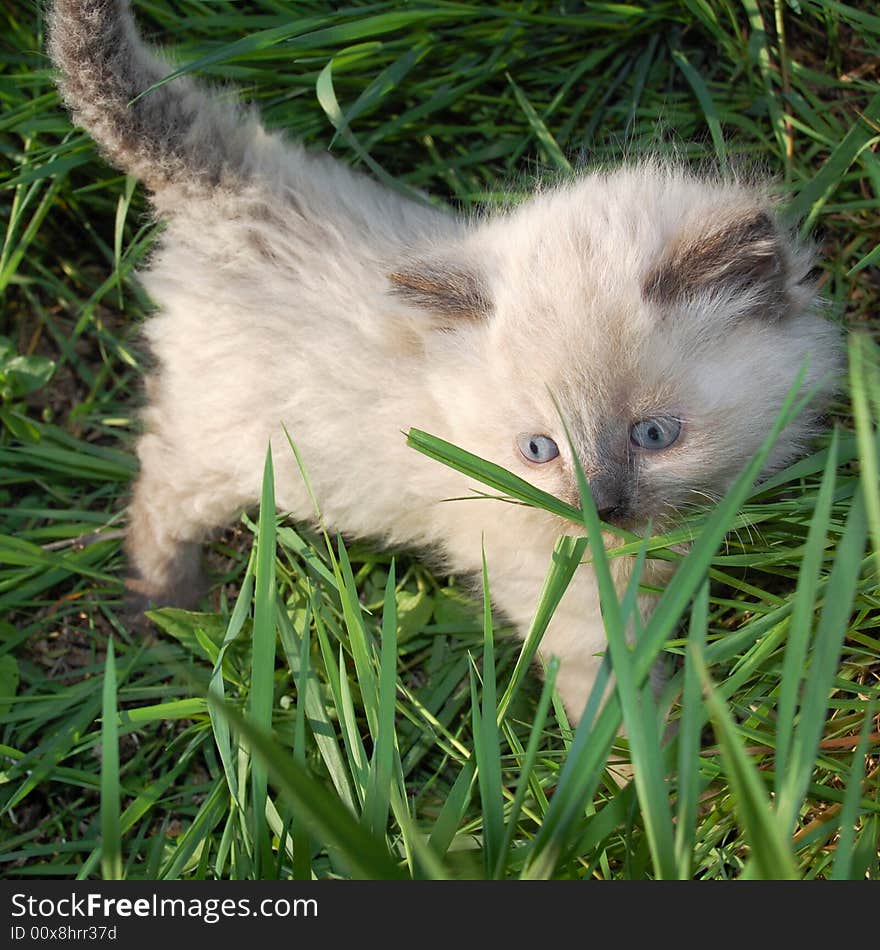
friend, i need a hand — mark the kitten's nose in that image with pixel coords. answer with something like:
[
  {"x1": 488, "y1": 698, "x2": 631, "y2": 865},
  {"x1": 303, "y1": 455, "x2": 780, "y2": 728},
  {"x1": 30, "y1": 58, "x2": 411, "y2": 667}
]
[{"x1": 589, "y1": 477, "x2": 626, "y2": 523}]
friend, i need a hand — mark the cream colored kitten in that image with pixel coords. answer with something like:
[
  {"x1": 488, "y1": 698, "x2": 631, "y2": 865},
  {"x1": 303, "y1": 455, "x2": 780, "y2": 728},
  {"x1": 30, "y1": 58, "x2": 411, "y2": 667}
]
[{"x1": 49, "y1": 0, "x2": 842, "y2": 720}]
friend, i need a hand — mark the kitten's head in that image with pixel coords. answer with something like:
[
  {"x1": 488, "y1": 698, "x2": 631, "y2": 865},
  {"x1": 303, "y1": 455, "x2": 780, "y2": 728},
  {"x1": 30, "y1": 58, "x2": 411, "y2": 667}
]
[{"x1": 390, "y1": 164, "x2": 844, "y2": 529}]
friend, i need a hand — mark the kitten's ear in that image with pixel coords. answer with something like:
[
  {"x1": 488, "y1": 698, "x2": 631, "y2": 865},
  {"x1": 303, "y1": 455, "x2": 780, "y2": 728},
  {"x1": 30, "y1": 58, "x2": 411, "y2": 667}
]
[
  {"x1": 388, "y1": 258, "x2": 492, "y2": 325},
  {"x1": 643, "y1": 210, "x2": 794, "y2": 315}
]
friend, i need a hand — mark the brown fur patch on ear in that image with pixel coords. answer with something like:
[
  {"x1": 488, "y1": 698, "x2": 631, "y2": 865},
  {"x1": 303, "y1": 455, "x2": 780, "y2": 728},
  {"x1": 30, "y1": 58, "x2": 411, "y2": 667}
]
[
  {"x1": 388, "y1": 260, "x2": 491, "y2": 322},
  {"x1": 643, "y1": 211, "x2": 787, "y2": 311}
]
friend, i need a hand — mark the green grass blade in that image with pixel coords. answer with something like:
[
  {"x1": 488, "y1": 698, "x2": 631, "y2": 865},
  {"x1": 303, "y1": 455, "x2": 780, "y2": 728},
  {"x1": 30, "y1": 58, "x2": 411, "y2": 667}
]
[
  {"x1": 363, "y1": 560, "x2": 398, "y2": 839},
  {"x1": 250, "y1": 445, "x2": 279, "y2": 878},
  {"x1": 849, "y1": 333, "x2": 880, "y2": 563},
  {"x1": 774, "y1": 428, "x2": 839, "y2": 793},
  {"x1": 427, "y1": 760, "x2": 476, "y2": 860},
  {"x1": 406, "y1": 428, "x2": 584, "y2": 525},
  {"x1": 100, "y1": 640, "x2": 122, "y2": 881},
  {"x1": 310, "y1": 598, "x2": 370, "y2": 812},
  {"x1": 847, "y1": 241, "x2": 880, "y2": 276},
  {"x1": 316, "y1": 53, "x2": 437, "y2": 206},
  {"x1": 508, "y1": 75, "x2": 573, "y2": 173},
  {"x1": 669, "y1": 46, "x2": 727, "y2": 164},
  {"x1": 335, "y1": 643, "x2": 371, "y2": 810},
  {"x1": 79, "y1": 739, "x2": 204, "y2": 880},
  {"x1": 691, "y1": 643, "x2": 799, "y2": 880},
  {"x1": 777, "y1": 489, "x2": 869, "y2": 832},
  {"x1": 850, "y1": 815, "x2": 880, "y2": 880},
  {"x1": 740, "y1": 0, "x2": 788, "y2": 163},
  {"x1": 497, "y1": 535, "x2": 587, "y2": 721},
  {"x1": 291, "y1": 603, "x2": 312, "y2": 880},
  {"x1": 279, "y1": 590, "x2": 356, "y2": 811},
  {"x1": 495, "y1": 655, "x2": 559, "y2": 879},
  {"x1": 674, "y1": 579, "x2": 709, "y2": 879},
  {"x1": 208, "y1": 549, "x2": 256, "y2": 811},
  {"x1": 328, "y1": 42, "x2": 428, "y2": 147},
  {"x1": 830, "y1": 703, "x2": 877, "y2": 881},
  {"x1": 474, "y1": 550, "x2": 504, "y2": 878},
  {"x1": 332, "y1": 538, "x2": 379, "y2": 735},
  {"x1": 160, "y1": 779, "x2": 230, "y2": 881}
]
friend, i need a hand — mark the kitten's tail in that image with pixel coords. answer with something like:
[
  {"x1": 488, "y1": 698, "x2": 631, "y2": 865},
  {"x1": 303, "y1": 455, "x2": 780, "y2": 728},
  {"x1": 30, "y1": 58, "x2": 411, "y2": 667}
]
[{"x1": 48, "y1": 0, "x2": 264, "y2": 192}]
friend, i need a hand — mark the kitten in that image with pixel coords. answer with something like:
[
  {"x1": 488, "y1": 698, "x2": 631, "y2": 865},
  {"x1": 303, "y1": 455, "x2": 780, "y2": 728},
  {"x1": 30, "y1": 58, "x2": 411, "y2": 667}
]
[{"x1": 49, "y1": 0, "x2": 842, "y2": 721}]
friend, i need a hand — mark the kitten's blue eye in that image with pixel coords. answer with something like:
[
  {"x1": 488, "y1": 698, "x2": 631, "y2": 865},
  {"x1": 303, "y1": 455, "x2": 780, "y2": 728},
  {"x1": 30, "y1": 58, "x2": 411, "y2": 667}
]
[
  {"x1": 630, "y1": 417, "x2": 681, "y2": 450},
  {"x1": 517, "y1": 433, "x2": 559, "y2": 464}
]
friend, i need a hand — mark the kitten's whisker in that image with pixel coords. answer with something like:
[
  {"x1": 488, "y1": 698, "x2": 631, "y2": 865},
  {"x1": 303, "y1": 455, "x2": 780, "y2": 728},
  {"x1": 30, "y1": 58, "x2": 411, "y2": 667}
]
[{"x1": 663, "y1": 502, "x2": 696, "y2": 544}]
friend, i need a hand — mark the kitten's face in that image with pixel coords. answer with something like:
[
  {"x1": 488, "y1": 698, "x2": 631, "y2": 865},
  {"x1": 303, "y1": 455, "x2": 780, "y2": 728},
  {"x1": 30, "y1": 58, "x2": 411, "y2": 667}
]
[
  {"x1": 392, "y1": 167, "x2": 843, "y2": 529},
  {"x1": 499, "y1": 318, "x2": 825, "y2": 530}
]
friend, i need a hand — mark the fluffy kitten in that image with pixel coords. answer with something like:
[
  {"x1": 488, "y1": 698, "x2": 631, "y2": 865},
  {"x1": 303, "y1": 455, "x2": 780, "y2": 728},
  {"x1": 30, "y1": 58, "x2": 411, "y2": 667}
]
[{"x1": 49, "y1": 0, "x2": 842, "y2": 720}]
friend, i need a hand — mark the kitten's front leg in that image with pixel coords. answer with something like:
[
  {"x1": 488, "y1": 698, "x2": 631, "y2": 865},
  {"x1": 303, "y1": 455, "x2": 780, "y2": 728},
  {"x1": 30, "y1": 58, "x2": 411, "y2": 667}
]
[
  {"x1": 538, "y1": 555, "x2": 676, "y2": 722},
  {"x1": 531, "y1": 563, "x2": 612, "y2": 723},
  {"x1": 474, "y1": 536, "x2": 608, "y2": 723},
  {"x1": 485, "y1": 537, "x2": 674, "y2": 723}
]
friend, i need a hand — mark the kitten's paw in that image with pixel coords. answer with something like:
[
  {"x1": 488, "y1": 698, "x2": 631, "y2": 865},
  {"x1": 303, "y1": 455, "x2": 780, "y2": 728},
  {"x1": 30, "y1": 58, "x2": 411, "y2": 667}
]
[
  {"x1": 124, "y1": 565, "x2": 208, "y2": 625},
  {"x1": 122, "y1": 584, "x2": 160, "y2": 634}
]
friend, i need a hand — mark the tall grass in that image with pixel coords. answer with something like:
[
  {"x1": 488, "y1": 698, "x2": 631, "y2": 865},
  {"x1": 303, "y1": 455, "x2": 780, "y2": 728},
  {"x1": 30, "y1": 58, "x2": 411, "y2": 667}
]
[{"x1": 1, "y1": 0, "x2": 878, "y2": 879}]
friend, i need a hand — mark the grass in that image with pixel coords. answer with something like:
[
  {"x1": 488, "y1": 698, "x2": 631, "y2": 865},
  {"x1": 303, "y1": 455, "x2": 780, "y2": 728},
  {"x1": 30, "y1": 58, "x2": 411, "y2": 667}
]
[{"x1": 1, "y1": 0, "x2": 879, "y2": 880}]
